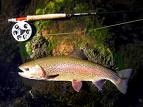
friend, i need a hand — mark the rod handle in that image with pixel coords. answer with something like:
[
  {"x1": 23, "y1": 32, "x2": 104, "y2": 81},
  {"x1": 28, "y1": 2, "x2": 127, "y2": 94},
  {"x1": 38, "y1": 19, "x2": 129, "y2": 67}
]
[{"x1": 27, "y1": 13, "x2": 67, "y2": 21}]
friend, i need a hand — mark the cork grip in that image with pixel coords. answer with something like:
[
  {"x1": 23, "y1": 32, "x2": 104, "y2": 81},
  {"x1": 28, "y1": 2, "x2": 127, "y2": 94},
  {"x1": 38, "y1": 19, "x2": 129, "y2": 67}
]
[{"x1": 27, "y1": 14, "x2": 67, "y2": 21}]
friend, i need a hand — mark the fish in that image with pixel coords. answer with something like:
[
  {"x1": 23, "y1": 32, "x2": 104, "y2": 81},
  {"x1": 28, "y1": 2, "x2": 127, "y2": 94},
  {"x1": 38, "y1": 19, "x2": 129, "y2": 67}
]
[{"x1": 18, "y1": 56, "x2": 133, "y2": 94}]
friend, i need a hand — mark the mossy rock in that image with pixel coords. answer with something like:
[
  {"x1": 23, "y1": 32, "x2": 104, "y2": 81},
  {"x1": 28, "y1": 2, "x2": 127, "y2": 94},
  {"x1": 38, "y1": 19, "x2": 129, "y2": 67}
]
[
  {"x1": 25, "y1": 35, "x2": 50, "y2": 59},
  {"x1": 18, "y1": 0, "x2": 123, "y2": 107}
]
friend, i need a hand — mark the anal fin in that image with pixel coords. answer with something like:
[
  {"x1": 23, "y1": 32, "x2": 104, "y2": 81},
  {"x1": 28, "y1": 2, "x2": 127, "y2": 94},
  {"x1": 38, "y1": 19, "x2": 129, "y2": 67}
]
[{"x1": 92, "y1": 79, "x2": 106, "y2": 91}]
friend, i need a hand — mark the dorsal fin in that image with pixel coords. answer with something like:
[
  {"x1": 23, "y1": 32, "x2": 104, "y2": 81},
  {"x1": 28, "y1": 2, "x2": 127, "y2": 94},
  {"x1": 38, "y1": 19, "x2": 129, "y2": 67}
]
[{"x1": 69, "y1": 49, "x2": 88, "y2": 60}]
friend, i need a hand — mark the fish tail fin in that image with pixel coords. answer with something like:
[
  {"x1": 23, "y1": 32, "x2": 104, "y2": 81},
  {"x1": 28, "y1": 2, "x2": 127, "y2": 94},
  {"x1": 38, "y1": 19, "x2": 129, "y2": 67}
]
[{"x1": 116, "y1": 69, "x2": 133, "y2": 94}]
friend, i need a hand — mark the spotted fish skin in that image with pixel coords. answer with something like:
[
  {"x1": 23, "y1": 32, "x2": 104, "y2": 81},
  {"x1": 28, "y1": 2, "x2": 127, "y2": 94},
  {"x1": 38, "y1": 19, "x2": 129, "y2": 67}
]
[{"x1": 19, "y1": 56, "x2": 132, "y2": 94}]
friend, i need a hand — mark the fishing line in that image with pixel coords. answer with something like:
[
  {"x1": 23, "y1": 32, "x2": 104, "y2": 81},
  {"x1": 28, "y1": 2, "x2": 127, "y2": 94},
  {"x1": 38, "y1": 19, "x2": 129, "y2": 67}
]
[
  {"x1": 95, "y1": 8, "x2": 143, "y2": 14},
  {"x1": 48, "y1": 32, "x2": 78, "y2": 36},
  {"x1": 0, "y1": 9, "x2": 143, "y2": 23},
  {"x1": 0, "y1": 11, "x2": 143, "y2": 41},
  {"x1": 0, "y1": 17, "x2": 143, "y2": 36},
  {"x1": 47, "y1": 18, "x2": 143, "y2": 36},
  {"x1": 91, "y1": 18, "x2": 143, "y2": 30},
  {"x1": 90, "y1": 19, "x2": 143, "y2": 30}
]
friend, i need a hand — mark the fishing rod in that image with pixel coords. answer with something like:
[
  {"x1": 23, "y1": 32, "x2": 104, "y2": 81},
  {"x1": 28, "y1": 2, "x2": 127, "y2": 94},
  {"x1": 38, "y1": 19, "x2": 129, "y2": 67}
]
[
  {"x1": 2, "y1": 11, "x2": 143, "y2": 42},
  {"x1": 7, "y1": 12, "x2": 96, "y2": 42},
  {"x1": 7, "y1": 8, "x2": 143, "y2": 22},
  {"x1": 8, "y1": 12, "x2": 96, "y2": 22}
]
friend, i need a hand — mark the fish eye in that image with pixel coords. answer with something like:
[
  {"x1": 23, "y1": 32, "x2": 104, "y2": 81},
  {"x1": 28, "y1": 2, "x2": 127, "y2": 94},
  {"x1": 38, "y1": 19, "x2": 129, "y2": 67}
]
[{"x1": 25, "y1": 68, "x2": 29, "y2": 71}]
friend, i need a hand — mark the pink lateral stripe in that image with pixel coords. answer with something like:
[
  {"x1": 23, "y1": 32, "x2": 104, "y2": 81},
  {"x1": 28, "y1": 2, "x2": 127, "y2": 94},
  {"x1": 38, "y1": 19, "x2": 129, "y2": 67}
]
[{"x1": 16, "y1": 17, "x2": 27, "y2": 21}]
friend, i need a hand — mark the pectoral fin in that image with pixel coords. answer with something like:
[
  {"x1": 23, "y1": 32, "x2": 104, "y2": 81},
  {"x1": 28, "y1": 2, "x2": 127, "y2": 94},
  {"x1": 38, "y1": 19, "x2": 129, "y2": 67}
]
[
  {"x1": 72, "y1": 80, "x2": 82, "y2": 92},
  {"x1": 47, "y1": 74, "x2": 59, "y2": 79},
  {"x1": 34, "y1": 65, "x2": 59, "y2": 79},
  {"x1": 92, "y1": 80, "x2": 106, "y2": 91},
  {"x1": 34, "y1": 65, "x2": 46, "y2": 77}
]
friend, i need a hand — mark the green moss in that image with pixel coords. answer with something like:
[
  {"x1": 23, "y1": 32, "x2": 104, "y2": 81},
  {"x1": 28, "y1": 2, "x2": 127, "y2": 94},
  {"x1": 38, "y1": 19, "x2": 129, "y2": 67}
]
[
  {"x1": 25, "y1": 42, "x2": 32, "y2": 56},
  {"x1": 25, "y1": 35, "x2": 51, "y2": 59},
  {"x1": 113, "y1": 53, "x2": 124, "y2": 70},
  {"x1": 33, "y1": 0, "x2": 113, "y2": 62},
  {"x1": 74, "y1": 3, "x2": 89, "y2": 12},
  {"x1": 19, "y1": 42, "x2": 29, "y2": 61},
  {"x1": 19, "y1": 1, "x2": 122, "y2": 106},
  {"x1": 87, "y1": 20, "x2": 110, "y2": 44},
  {"x1": 81, "y1": 44, "x2": 114, "y2": 68},
  {"x1": 47, "y1": 38, "x2": 57, "y2": 54}
]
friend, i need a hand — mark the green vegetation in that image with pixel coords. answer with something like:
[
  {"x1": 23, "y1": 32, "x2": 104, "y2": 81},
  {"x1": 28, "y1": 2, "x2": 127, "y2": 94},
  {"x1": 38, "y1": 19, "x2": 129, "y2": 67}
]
[
  {"x1": 20, "y1": 0, "x2": 127, "y2": 106},
  {"x1": 24, "y1": 0, "x2": 115, "y2": 68},
  {"x1": 25, "y1": 35, "x2": 50, "y2": 59},
  {"x1": 19, "y1": 42, "x2": 29, "y2": 61},
  {"x1": 82, "y1": 44, "x2": 114, "y2": 68},
  {"x1": 1, "y1": 0, "x2": 143, "y2": 107},
  {"x1": 113, "y1": 52, "x2": 124, "y2": 70}
]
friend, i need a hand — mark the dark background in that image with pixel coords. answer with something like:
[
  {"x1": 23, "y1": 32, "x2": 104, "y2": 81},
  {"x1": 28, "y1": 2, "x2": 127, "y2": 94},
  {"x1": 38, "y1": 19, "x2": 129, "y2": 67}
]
[{"x1": 0, "y1": 0, "x2": 143, "y2": 106}]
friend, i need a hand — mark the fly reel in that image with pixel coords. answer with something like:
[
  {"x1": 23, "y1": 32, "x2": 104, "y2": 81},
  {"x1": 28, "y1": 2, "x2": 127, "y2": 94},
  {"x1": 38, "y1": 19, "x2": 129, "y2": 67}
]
[
  {"x1": 12, "y1": 21, "x2": 32, "y2": 42},
  {"x1": 9, "y1": 13, "x2": 96, "y2": 42}
]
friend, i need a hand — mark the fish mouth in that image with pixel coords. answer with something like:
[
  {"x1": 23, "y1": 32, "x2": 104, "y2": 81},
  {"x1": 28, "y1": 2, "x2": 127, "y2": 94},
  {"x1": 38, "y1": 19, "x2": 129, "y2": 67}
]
[
  {"x1": 18, "y1": 69, "x2": 33, "y2": 79},
  {"x1": 18, "y1": 66, "x2": 28, "y2": 77},
  {"x1": 18, "y1": 70, "x2": 26, "y2": 76},
  {"x1": 18, "y1": 65, "x2": 23, "y2": 71},
  {"x1": 18, "y1": 69, "x2": 24, "y2": 73},
  {"x1": 18, "y1": 67, "x2": 24, "y2": 75}
]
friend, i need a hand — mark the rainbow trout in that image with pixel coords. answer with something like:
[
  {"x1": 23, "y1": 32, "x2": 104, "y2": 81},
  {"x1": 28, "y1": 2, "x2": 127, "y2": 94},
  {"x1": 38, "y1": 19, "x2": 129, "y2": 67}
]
[{"x1": 18, "y1": 56, "x2": 132, "y2": 94}]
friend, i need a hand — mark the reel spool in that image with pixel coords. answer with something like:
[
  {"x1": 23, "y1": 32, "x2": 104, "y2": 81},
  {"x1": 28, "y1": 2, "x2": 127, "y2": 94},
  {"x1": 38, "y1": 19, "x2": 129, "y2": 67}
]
[{"x1": 12, "y1": 21, "x2": 32, "y2": 42}]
